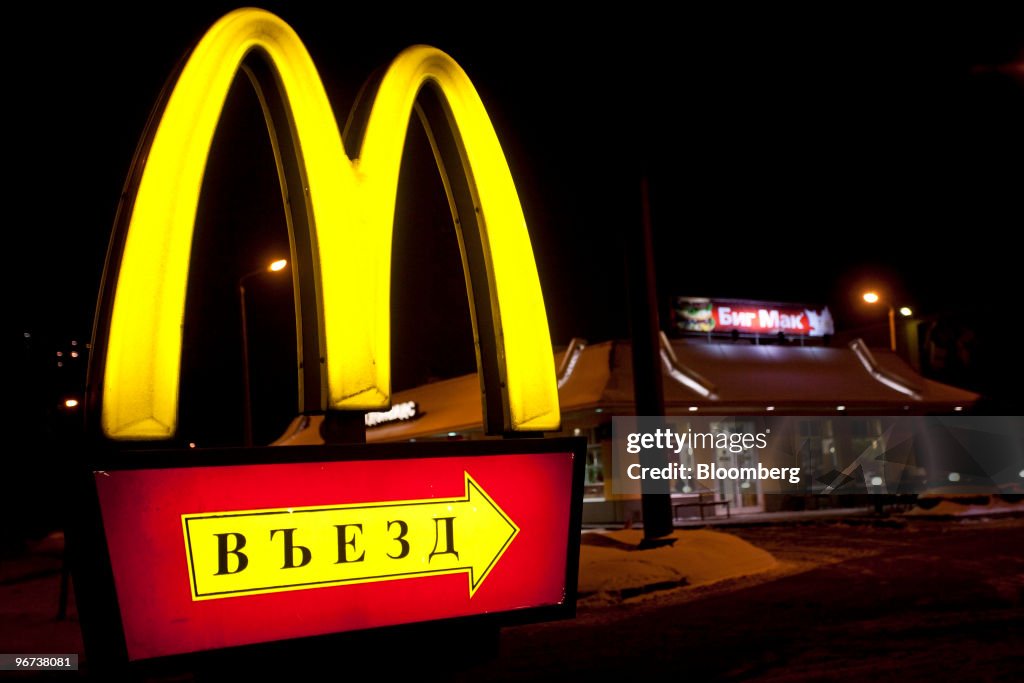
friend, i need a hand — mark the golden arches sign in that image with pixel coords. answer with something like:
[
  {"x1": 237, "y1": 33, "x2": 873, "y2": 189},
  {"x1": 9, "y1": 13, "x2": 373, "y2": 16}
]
[{"x1": 90, "y1": 8, "x2": 559, "y2": 440}]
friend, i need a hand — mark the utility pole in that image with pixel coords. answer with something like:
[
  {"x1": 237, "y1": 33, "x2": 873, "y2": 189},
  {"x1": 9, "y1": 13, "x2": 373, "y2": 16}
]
[{"x1": 626, "y1": 177, "x2": 674, "y2": 541}]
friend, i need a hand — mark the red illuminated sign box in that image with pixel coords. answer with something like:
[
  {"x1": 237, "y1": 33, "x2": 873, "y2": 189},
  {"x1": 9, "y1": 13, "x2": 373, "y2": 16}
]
[
  {"x1": 71, "y1": 438, "x2": 585, "y2": 672},
  {"x1": 671, "y1": 297, "x2": 835, "y2": 337}
]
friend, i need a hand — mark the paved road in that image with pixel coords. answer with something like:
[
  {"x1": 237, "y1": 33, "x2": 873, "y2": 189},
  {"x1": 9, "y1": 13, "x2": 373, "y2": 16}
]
[{"x1": 453, "y1": 517, "x2": 1024, "y2": 682}]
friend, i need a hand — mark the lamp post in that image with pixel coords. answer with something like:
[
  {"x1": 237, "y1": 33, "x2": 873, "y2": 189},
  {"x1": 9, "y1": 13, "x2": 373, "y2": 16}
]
[
  {"x1": 862, "y1": 291, "x2": 912, "y2": 352},
  {"x1": 240, "y1": 259, "x2": 288, "y2": 446}
]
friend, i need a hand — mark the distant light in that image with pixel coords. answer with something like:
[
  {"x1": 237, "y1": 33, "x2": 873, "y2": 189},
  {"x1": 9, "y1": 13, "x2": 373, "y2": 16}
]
[
  {"x1": 766, "y1": 406, "x2": 775, "y2": 412},
  {"x1": 870, "y1": 476, "x2": 883, "y2": 486},
  {"x1": 1019, "y1": 469, "x2": 1024, "y2": 479},
  {"x1": 948, "y1": 472, "x2": 961, "y2": 482},
  {"x1": 57, "y1": 361, "x2": 63, "y2": 368},
  {"x1": 56, "y1": 351, "x2": 63, "y2": 357},
  {"x1": 409, "y1": 438, "x2": 416, "y2": 442},
  {"x1": 740, "y1": 482, "x2": 750, "y2": 489},
  {"x1": 71, "y1": 340, "x2": 78, "y2": 346},
  {"x1": 188, "y1": 442, "x2": 196, "y2": 449},
  {"x1": 682, "y1": 485, "x2": 692, "y2": 493},
  {"x1": 70, "y1": 351, "x2": 79, "y2": 358},
  {"x1": 23, "y1": 331, "x2": 31, "y2": 338},
  {"x1": 573, "y1": 428, "x2": 581, "y2": 436},
  {"x1": 862, "y1": 292, "x2": 880, "y2": 304},
  {"x1": 688, "y1": 406, "x2": 699, "y2": 412},
  {"x1": 899, "y1": 307, "x2": 913, "y2": 317},
  {"x1": 837, "y1": 405, "x2": 846, "y2": 411},
  {"x1": 953, "y1": 406, "x2": 963, "y2": 412},
  {"x1": 269, "y1": 259, "x2": 288, "y2": 272},
  {"x1": 594, "y1": 408, "x2": 603, "y2": 413},
  {"x1": 64, "y1": 398, "x2": 79, "y2": 408},
  {"x1": 829, "y1": 447, "x2": 835, "y2": 454},
  {"x1": 447, "y1": 432, "x2": 457, "y2": 437}
]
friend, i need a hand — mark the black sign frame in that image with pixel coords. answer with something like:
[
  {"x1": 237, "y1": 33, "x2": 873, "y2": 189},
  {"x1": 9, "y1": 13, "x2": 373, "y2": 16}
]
[{"x1": 69, "y1": 437, "x2": 586, "y2": 678}]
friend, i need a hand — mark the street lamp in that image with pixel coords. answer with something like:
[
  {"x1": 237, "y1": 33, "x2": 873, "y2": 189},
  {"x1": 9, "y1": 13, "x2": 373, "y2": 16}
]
[
  {"x1": 862, "y1": 291, "x2": 911, "y2": 352},
  {"x1": 239, "y1": 258, "x2": 288, "y2": 446}
]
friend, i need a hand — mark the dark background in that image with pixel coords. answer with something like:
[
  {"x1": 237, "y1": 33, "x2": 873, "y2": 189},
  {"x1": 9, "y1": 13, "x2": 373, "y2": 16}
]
[{"x1": 8, "y1": 4, "x2": 1024, "y2": 458}]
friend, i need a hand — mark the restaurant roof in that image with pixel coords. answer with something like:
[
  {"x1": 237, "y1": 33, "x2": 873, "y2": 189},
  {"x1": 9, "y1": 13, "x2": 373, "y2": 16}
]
[{"x1": 272, "y1": 338, "x2": 980, "y2": 445}]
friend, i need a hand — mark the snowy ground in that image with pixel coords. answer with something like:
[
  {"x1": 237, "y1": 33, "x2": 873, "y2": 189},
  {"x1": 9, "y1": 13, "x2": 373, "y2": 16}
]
[
  {"x1": 904, "y1": 493, "x2": 1024, "y2": 518},
  {"x1": 452, "y1": 517, "x2": 1024, "y2": 681},
  {"x1": 578, "y1": 529, "x2": 777, "y2": 603}
]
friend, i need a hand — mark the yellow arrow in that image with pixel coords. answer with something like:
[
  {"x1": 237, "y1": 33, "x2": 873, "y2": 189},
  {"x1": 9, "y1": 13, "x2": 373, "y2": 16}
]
[{"x1": 181, "y1": 472, "x2": 518, "y2": 600}]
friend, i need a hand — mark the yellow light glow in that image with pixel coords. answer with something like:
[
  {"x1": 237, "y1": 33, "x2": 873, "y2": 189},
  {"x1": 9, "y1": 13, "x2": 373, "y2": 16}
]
[
  {"x1": 100, "y1": 9, "x2": 558, "y2": 438},
  {"x1": 64, "y1": 398, "x2": 80, "y2": 408},
  {"x1": 269, "y1": 259, "x2": 288, "y2": 272},
  {"x1": 862, "y1": 292, "x2": 880, "y2": 304},
  {"x1": 103, "y1": 9, "x2": 353, "y2": 439},
  {"x1": 899, "y1": 306, "x2": 913, "y2": 317},
  {"x1": 182, "y1": 472, "x2": 516, "y2": 599},
  {"x1": 336, "y1": 45, "x2": 559, "y2": 429}
]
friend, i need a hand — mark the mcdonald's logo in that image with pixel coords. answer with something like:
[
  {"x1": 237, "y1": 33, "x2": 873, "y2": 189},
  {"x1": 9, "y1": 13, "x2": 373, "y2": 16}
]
[{"x1": 89, "y1": 8, "x2": 559, "y2": 440}]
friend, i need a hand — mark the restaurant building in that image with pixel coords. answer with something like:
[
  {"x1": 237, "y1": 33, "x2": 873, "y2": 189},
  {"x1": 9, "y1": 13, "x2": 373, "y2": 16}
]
[{"x1": 275, "y1": 298, "x2": 979, "y2": 523}]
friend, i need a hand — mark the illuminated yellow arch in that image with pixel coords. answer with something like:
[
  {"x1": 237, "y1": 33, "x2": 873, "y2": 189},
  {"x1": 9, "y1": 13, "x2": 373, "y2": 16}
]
[{"x1": 92, "y1": 8, "x2": 559, "y2": 440}]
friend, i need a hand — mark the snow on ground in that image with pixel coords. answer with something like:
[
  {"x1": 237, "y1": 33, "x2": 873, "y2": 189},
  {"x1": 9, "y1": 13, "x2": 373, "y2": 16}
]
[
  {"x1": 578, "y1": 529, "x2": 777, "y2": 601},
  {"x1": 905, "y1": 495, "x2": 1024, "y2": 518}
]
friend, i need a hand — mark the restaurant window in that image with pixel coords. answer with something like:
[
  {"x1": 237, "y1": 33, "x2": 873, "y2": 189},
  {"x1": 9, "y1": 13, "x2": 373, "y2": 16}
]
[
  {"x1": 674, "y1": 423, "x2": 696, "y2": 494},
  {"x1": 712, "y1": 419, "x2": 762, "y2": 509},
  {"x1": 584, "y1": 428, "x2": 604, "y2": 498},
  {"x1": 851, "y1": 418, "x2": 886, "y2": 491},
  {"x1": 798, "y1": 419, "x2": 837, "y2": 492}
]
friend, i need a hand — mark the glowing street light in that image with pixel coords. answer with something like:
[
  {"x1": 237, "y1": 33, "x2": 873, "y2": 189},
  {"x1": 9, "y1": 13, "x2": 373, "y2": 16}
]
[
  {"x1": 240, "y1": 258, "x2": 289, "y2": 446},
  {"x1": 861, "y1": 291, "x2": 911, "y2": 352},
  {"x1": 64, "y1": 398, "x2": 80, "y2": 409}
]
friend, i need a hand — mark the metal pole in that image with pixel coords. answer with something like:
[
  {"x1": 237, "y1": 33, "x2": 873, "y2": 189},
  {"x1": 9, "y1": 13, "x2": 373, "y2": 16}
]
[
  {"x1": 888, "y1": 306, "x2": 897, "y2": 352},
  {"x1": 239, "y1": 282, "x2": 253, "y2": 447},
  {"x1": 626, "y1": 177, "x2": 674, "y2": 541}
]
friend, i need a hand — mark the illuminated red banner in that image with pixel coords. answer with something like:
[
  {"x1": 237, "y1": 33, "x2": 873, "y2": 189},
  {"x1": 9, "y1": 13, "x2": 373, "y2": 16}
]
[
  {"x1": 89, "y1": 444, "x2": 582, "y2": 661},
  {"x1": 672, "y1": 297, "x2": 834, "y2": 337}
]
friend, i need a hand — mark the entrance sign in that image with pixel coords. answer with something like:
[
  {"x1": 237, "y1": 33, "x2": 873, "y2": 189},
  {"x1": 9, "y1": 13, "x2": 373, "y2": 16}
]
[
  {"x1": 84, "y1": 441, "x2": 584, "y2": 662},
  {"x1": 182, "y1": 472, "x2": 516, "y2": 600},
  {"x1": 76, "y1": 8, "x2": 581, "y2": 672},
  {"x1": 90, "y1": 8, "x2": 559, "y2": 440}
]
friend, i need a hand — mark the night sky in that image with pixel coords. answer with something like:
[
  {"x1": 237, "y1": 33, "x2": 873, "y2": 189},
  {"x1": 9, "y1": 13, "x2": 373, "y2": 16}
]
[{"x1": 10, "y1": 4, "x2": 1024, "y2": 444}]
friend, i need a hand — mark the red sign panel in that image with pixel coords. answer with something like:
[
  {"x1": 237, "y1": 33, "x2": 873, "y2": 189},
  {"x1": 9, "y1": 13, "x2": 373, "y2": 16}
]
[
  {"x1": 88, "y1": 444, "x2": 581, "y2": 661},
  {"x1": 672, "y1": 297, "x2": 834, "y2": 337}
]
